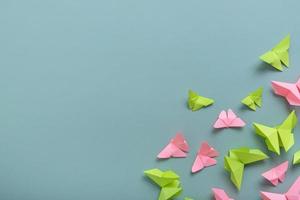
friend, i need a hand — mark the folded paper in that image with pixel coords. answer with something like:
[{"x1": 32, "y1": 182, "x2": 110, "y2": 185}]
[
  {"x1": 212, "y1": 188, "x2": 234, "y2": 200},
  {"x1": 262, "y1": 161, "x2": 288, "y2": 186},
  {"x1": 260, "y1": 176, "x2": 300, "y2": 200},
  {"x1": 260, "y1": 34, "x2": 290, "y2": 71},
  {"x1": 272, "y1": 78, "x2": 300, "y2": 106},
  {"x1": 224, "y1": 147, "x2": 268, "y2": 190},
  {"x1": 157, "y1": 133, "x2": 189, "y2": 159},
  {"x1": 241, "y1": 87, "x2": 263, "y2": 111},
  {"x1": 188, "y1": 89, "x2": 214, "y2": 111},
  {"x1": 253, "y1": 111, "x2": 297, "y2": 155},
  {"x1": 213, "y1": 109, "x2": 246, "y2": 129},
  {"x1": 192, "y1": 141, "x2": 219, "y2": 173},
  {"x1": 293, "y1": 150, "x2": 300, "y2": 165},
  {"x1": 144, "y1": 168, "x2": 182, "y2": 200}
]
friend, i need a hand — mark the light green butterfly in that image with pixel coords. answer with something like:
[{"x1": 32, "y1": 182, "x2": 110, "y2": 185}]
[
  {"x1": 253, "y1": 110, "x2": 297, "y2": 155},
  {"x1": 144, "y1": 169, "x2": 182, "y2": 200},
  {"x1": 241, "y1": 87, "x2": 263, "y2": 111},
  {"x1": 188, "y1": 89, "x2": 214, "y2": 111},
  {"x1": 260, "y1": 34, "x2": 290, "y2": 71},
  {"x1": 224, "y1": 147, "x2": 268, "y2": 190}
]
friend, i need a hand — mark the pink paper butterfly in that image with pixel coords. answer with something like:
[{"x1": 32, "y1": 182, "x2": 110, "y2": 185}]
[
  {"x1": 262, "y1": 161, "x2": 288, "y2": 186},
  {"x1": 260, "y1": 176, "x2": 300, "y2": 200},
  {"x1": 272, "y1": 78, "x2": 300, "y2": 106},
  {"x1": 213, "y1": 109, "x2": 246, "y2": 129},
  {"x1": 191, "y1": 141, "x2": 219, "y2": 173},
  {"x1": 212, "y1": 188, "x2": 234, "y2": 200},
  {"x1": 157, "y1": 133, "x2": 189, "y2": 159}
]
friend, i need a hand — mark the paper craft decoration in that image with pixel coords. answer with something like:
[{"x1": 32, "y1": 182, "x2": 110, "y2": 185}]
[
  {"x1": 191, "y1": 141, "x2": 219, "y2": 173},
  {"x1": 272, "y1": 78, "x2": 300, "y2": 106},
  {"x1": 241, "y1": 87, "x2": 263, "y2": 111},
  {"x1": 188, "y1": 89, "x2": 214, "y2": 111},
  {"x1": 253, "y1": 110, "x2": 297, "y2": 155},
  {"x1": 144, "y1": 168, "x2": 182, "y2": 200},
  {"x1": 213, "y1": 109, "x2": 246, "y2": 129},
  {"x1": 293, "y1": 150, "x2": 300, "y2": 165},
  {"x1": 260, "y1": 34, "x2": 290, "y2": 71},
  {"x1": 262, "y1": 161, "x2": 288, "y2": 186},
  {"x1": 212, "y1": 188, "x2": 234, "y2": 200},
  {"x1": 224, "y1": 147, "x2": 268, "y2": 190},
  {"x1": 157, "y1": 133, "x2": 189, "y2": 159},
  {"x1": 260, "y1": 176, "x2": 300, "y2": 200}
]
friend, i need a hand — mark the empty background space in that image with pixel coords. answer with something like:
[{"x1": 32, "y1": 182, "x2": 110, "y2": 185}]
[{"x1": 1, "y1": 0, "x2": 300, "y2": 199}]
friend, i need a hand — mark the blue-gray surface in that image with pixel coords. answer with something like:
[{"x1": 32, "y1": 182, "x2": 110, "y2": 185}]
[{"x1": 1, "y1": 0, "x2": 300, "y2": 199}]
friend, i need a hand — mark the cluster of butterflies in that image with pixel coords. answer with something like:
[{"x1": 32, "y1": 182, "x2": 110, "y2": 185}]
[{"x1": 145, "y1": 34, "x2": 300, "y2": 200}]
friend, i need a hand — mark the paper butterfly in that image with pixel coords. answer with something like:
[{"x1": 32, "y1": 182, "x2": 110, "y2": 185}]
[
  {"x1": 272, "y1": 78, "x2": 300, "y2": 106},
  {"x1": 213, "y1": 109, "x2": 246, "y2": 129},
  {"x1": 188, "y1": 89, "x2": 214, "y2": 111},
  {"x1": 261, "y1": 176, "x2": 300, "y2": 200},
  {"x1": 144, "y1": 169, "x2": 182, "y2": 200},
  {"x1": 253, "y1": 111, "x2": 297, "y2": 155},
  {"x1": 212, "y1": 188, "x2": 234, "y2": 200},
  {"x1": 157, "y1": 133, "x2": 189, "y2": 159},
  {"x1": 262, "y1": 161, "x2": 288, "y2": 186},
  {"x1": 191, "y1": 142, "x2": 219, "y2": 173},
  {"x1": 260, "y1": 34, "x2": 290, "y2": 71},
  {"x1": 241, "y1": 87, "x2": 263, "y2": 111},
  {"x1": 225, "y1": 147, "x2": 268, "y2": 190}
]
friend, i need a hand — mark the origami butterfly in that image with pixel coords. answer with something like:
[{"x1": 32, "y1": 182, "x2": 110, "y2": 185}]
[
  {"x1": 260, "y1": 34, "x2": 290, "y2": 71},
  {"x1": 144, "y1": 169, "x2": 182, "y2": 200},
  {"x1": 191, "y1": 142, "x2": 219, "y2": 173},
  {"x1": 188, "y1": 89, "x2": 214, "y2": 111},
  {"x1": 253, "y1": 111, "x2": 297, "y2": 155},
  {"x1": 212, "y1": 188, "x2": 234, "y2": 200},
  {"x1": 213, "y1": 109, "x2": 246, "y2": 129},
  {"x1": 261, "y1": 176, "x2": 300, "y2": 200},
  {"x1": 262, "y1": 161, "x2": 288, "y2": 186},
  {"x1": 241, "y1": 87, "x2": 263, "y2": 111},
  {"x1": 224, "y1": 147, "x2": 268, "y2": 190},
  {"x1": 157, "y1": 133, "x2": 189, "y2": 159},
  {"x1": 272, "y1": 78, "x2": 300, "y2": 106}
]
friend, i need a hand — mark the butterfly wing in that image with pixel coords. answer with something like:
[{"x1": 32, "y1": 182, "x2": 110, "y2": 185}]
[
  {"x1": 253, "y1": 123, "x2": 280, "y2": 155},
  {"x1": 159, "y1": 180, "x2": 182, "y2": 200},
  {"x1": 198, "y1": 96, "x2": 214, "y2": 106},
  {"x1": 172, "y1": 133, "x2": 189, "y2": 152},
  {"x1": 278, "y1": 111, "x2": 297, "y2": 152},
  {"x1": 200, "y1": 155, "x2": 217, "y2": 167},
  {"x1": 212, "y1": 188, "x2": 232, "y2": 200},
  {"x1": 273, "y1": 34, "x2": 290, "y2": 67},
  {"x1": 214, "y1": 111, "x2": 229, "y2": 128},
  {"x1": 242, "y1": 96, "x2": 256, "y2": 110},
  {"x1": 191, "y1": 155, "x2": 204, "y2": 173},
  {"x1": 224, "y1": 156, "x2": 244, "y2": 190},
  {"x1": 286, "y1": 177, "x2": 300, "y2": 198},
  {"x1": 276, "y1": 161, "x2": 288, "y2": 183},
  {"x1": 262, "y1": 168, "x2": 280, "y2": 186},
  {"x1": 227, "y1": 109, "x2": 246, "y2": 128},
  {"x1": 260, "y1": 51, "x2": 283, "y2": 71},
  {"x1": 188, "y1": 90, "x2": 214, "y2": 111},
  {"x1": 272, "y1": 81, "x2": 300, "y2": 106},
  {"x1": 157, "y1": 143, "x2": 187, "y2": 159},
  {"x1": 260, "y1": 191, "x2": 286, "y2": 200},
  {"x1": 251, "y1": 87, "x2": 263, "y2": 107},
  {"x1": 199, "y1": 141, "x2": 219, "y2": 157}
]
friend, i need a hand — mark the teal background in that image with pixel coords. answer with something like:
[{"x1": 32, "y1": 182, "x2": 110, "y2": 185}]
[{"x1": 1, "y1": 0, "x2": 300, "y2": 199}]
